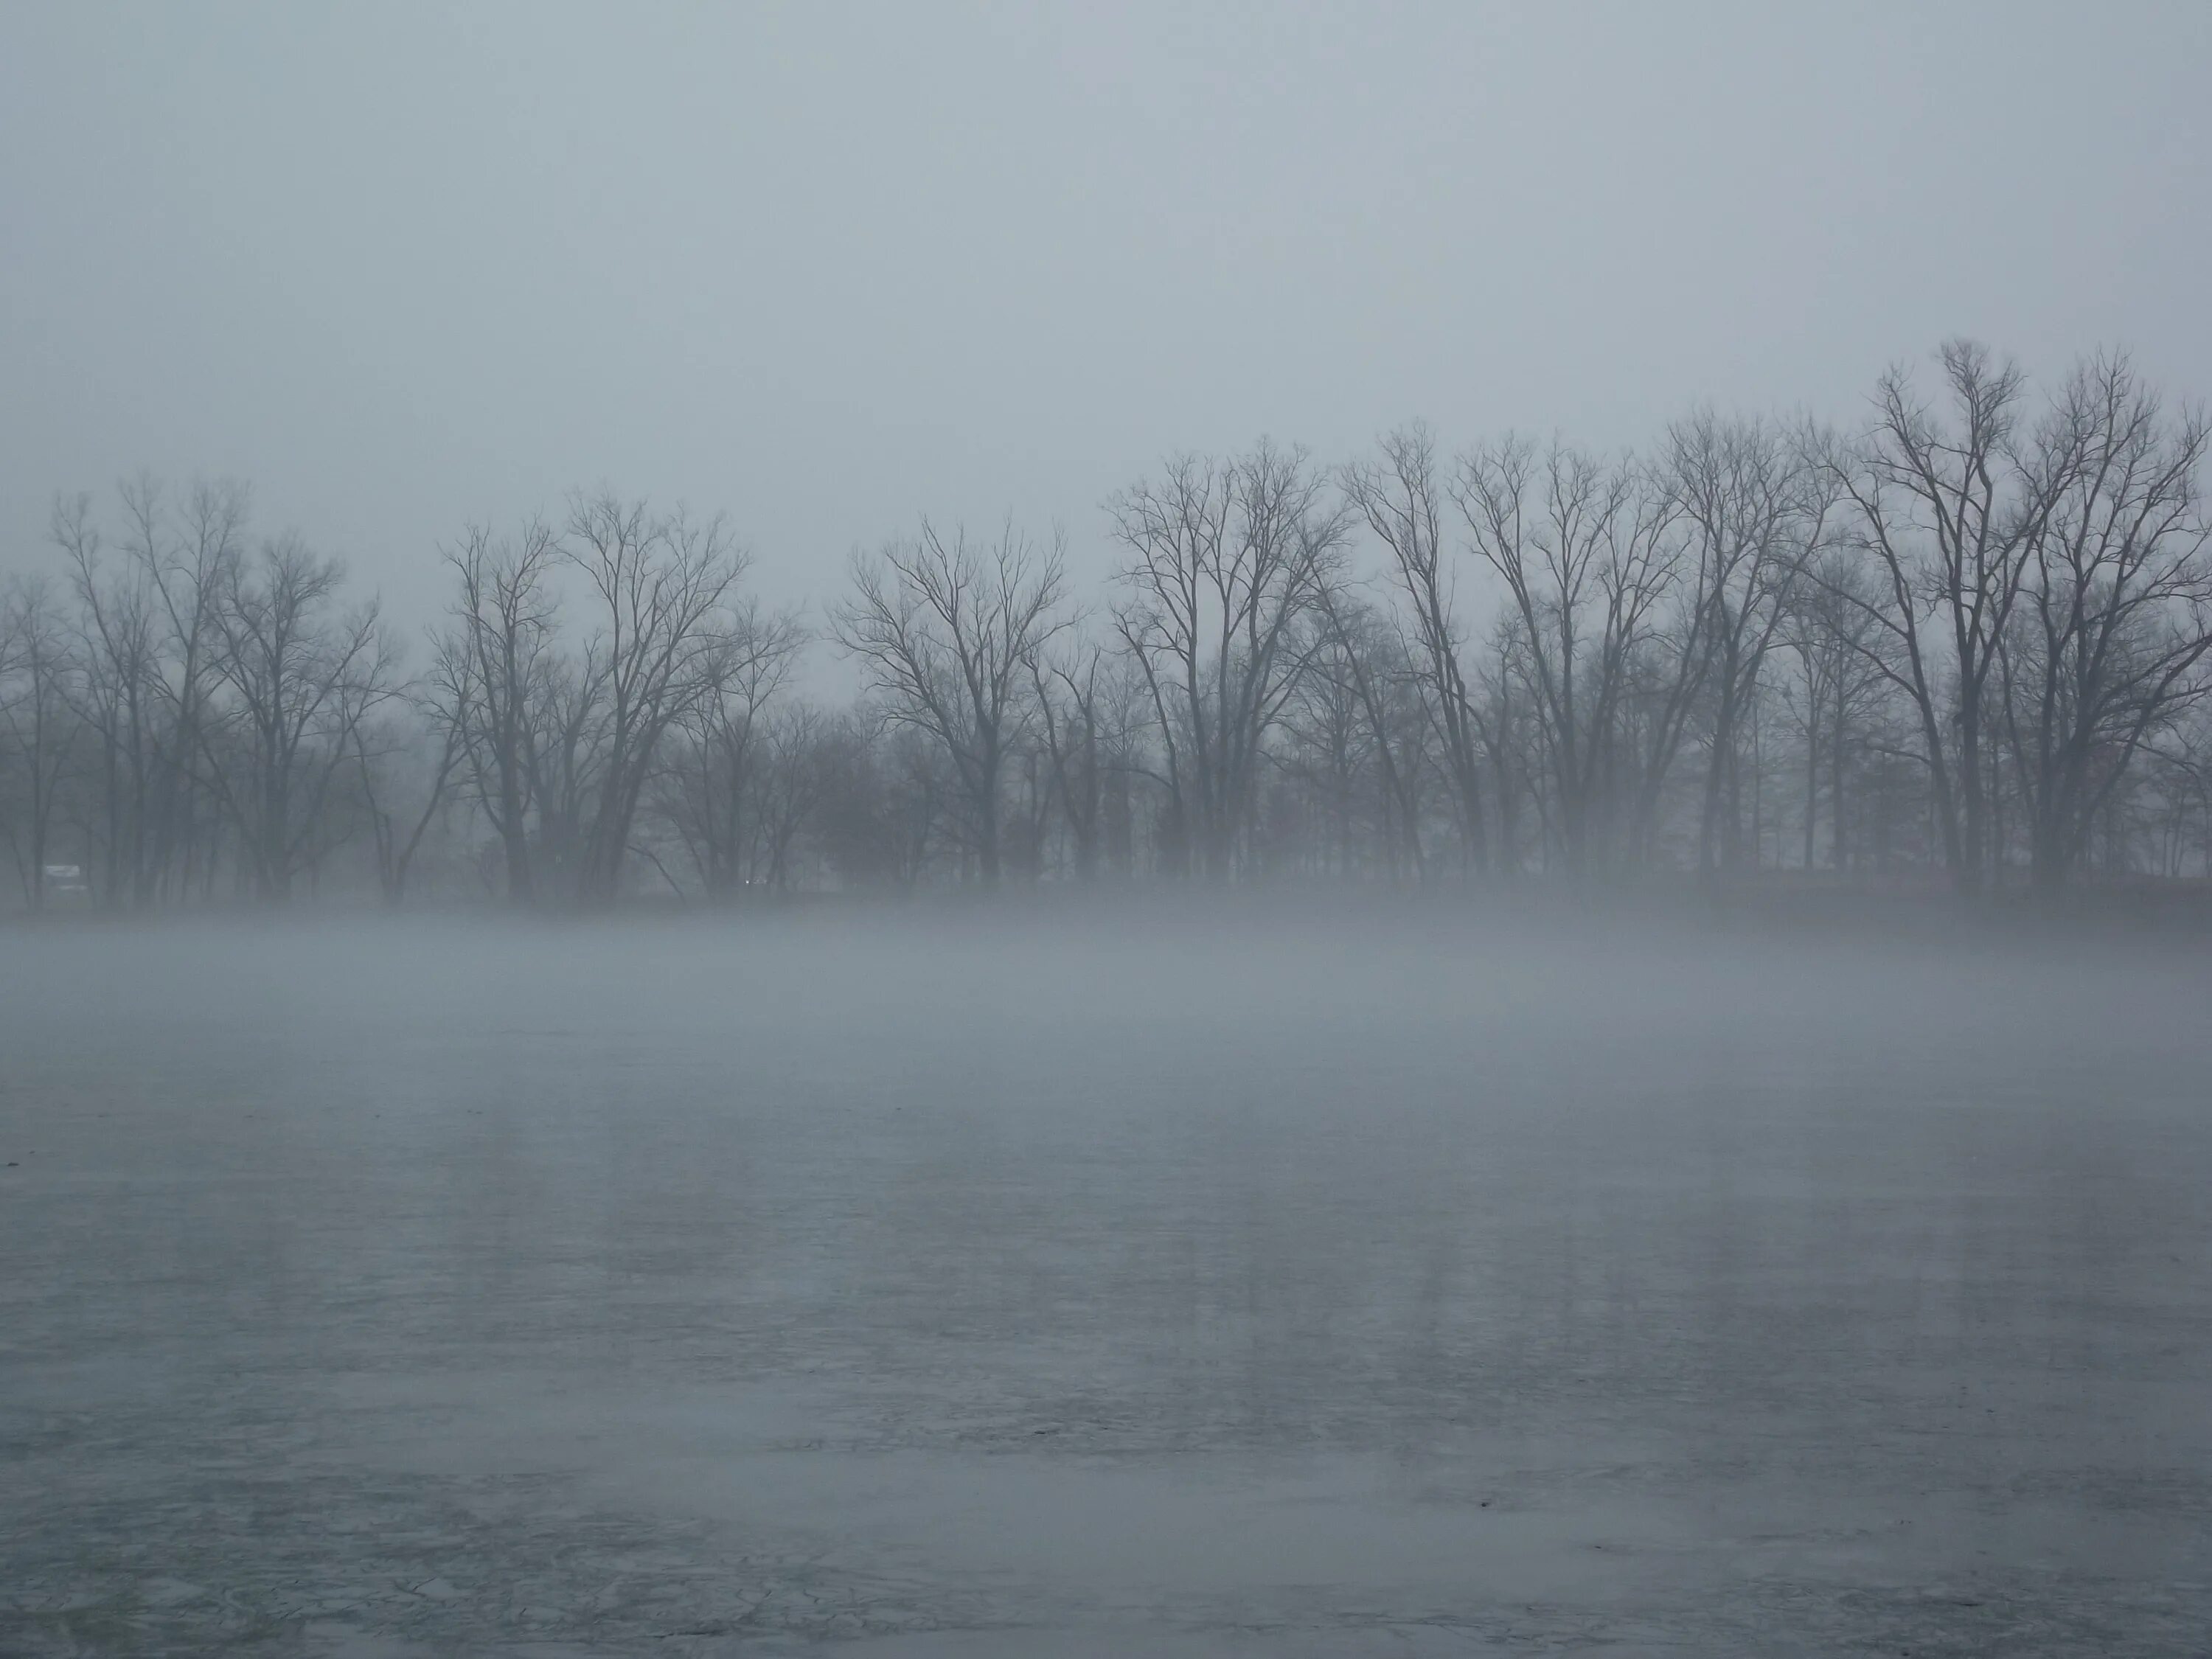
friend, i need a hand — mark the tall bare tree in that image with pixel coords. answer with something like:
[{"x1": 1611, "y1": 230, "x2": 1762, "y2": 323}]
[
  {"x1": 2000, "y1": 352, "x2": 2212, "y2": 888},
  {"x1": 1820, "y1": 341, "x2": 2066, "y2": 897},
  {"x1": 832, "y1": 520, "x2": 1067, "y2": 886},
  {"x1": 1669, "y1": 413, "x2": 1837, "y2": 875},
  {"x1": 1308, "y1": 574, "x2": 1427, "y2": 880},
  {"x1": 1110, "y1": 442, "x2": 1350, "y2": 880},
  {"x1": 137, "y1": 479, "x2": 248, "y2": 900},
  {"x1": 1781, "y1": 544, "x2": 1892, "y2": 870},
  {"x1": 563, "y1": 492, "x2": 749, "y2": 903},
  {"x1": 431, "y1": 519, "x2": 563, "y2": 904},
  {"x1": 48, "y1": 478, "x2": 246, "y2": 903},
  {"x1": 1455, "y1": 439, "x2": 1683, "y2": 876},
  {"x1": 202, "y1": 537, "x2": 394, "y2": 902},
  {"x1": 1345, "y1": 425, "x2": 1488, "y2": 872}
]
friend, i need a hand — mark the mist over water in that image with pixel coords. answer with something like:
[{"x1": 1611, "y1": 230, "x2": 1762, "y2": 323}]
[
  {"x1": 7, "y1": 3, "x2": 2211, "y2": 1651},
  {"x1": 4, "y1": 912, "x2": 2205, "y2": 1655}
]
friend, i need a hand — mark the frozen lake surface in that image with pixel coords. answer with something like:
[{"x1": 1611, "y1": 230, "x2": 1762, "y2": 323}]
[{"x1": 2, "y1": 911, "x2": 2208, "y2": 1656}]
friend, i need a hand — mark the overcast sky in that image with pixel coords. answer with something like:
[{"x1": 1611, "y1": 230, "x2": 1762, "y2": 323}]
[{"x1": 4, "y1": 1, "x2": 2207, "y2": 627}]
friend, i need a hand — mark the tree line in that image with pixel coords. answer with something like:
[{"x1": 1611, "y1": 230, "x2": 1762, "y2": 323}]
[{"x1": 4, "y1": 341, "x2": 2210, "y2": 912}]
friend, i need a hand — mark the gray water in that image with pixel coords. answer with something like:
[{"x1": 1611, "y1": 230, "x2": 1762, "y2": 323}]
[{"x1": 2, "y1": 914, "x2": 2206, "y2": 1655}]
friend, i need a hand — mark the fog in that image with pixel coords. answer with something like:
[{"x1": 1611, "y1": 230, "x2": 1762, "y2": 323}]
[
  {"x1": 7, "y1": 4, "x2": 2212, "y2": 1652},
  {"x1": 4, "y1": 912, "x2": 2208, "y2": 1654}
]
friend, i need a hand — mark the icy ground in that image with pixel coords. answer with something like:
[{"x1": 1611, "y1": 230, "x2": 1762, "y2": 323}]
[{"x1": 1, "y1": 913, "x2": 2207, "y2": 1656}]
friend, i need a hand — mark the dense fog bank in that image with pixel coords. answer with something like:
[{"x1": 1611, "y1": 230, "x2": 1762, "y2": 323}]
[{"x1": 4, "y1": 903, "x2": 2205, "y2": 1051}]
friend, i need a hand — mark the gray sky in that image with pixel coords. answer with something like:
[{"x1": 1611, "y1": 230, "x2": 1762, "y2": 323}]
[{"x1": 4, "y1": 1, "x2": 2207, "y2": 628}]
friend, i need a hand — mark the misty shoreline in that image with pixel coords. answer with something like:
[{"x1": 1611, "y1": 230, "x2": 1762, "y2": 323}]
[{"x1": 9, "y1": 874, "x2": 2212, "y2": 953}]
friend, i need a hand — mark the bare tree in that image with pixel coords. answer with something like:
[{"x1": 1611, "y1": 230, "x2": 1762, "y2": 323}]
[
  {"x1": 751, "y1": 701, "x2": 835, "y2": 889},
  {"x1": 48, "y1": 478, "x2": 246, "y2": 904},
  {"x1": 1029, "y1": 639, "x2": 1116, "y2": 882},
  {"x1": 523, "y1": 644, "x2": 612, "y2": 900},
  {"x1": 1307, "y1": 574, "x2": 1427, "y2": 881},
  {"x1": 1344, "y1": 425, "x2": 1487, "y2": 872},
  {"x1": 1455, "y1": 438, "x2": 1683, "y2": 876},
  {"x1": 832, "y1": 519, "x2": 1068, "y2": 886},
  {"x1": 563, "y1": 492, "x2": 750, "y2": 903},
  {"x1": 1472, "y1": 614, "x2": 1540, "y2": 873},
  {"x1": 136, "y1": 479, "x2": 249, "y2": 900},
  {"x1": 352, "y1": 702, "x2": 462, "y2": 906},
  {"x1": 658, "y1": 600, "x2": 808, "y2": 897},
  {"x1": 1669, "y1": 413, "x2": 1836, "y2": 875},
  {"x1": 2000, "y1": 352, "x2": 2212, "y2": 888},
  {"x1": 1819, "y1": 342, "x2": 2065, "y2": 897},
  {"x1": 1781, "y1": 544, "x2": 1893, "y2": 870},
  {"x1": 431, "y1": 519, "x2": 563, "y2": 903},
  {"x1": 1110, "y1": 442, "x2": 1351, "y2": 880},
  {"x1": 202, "y1": 537, "x2": 395, "y2": 902}
]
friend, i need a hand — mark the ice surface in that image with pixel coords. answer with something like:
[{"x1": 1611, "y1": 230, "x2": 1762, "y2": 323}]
[{"x1": 1, "y1": 911, "x2": 2206, "y2": 1654}]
